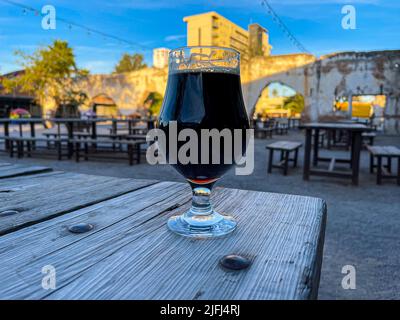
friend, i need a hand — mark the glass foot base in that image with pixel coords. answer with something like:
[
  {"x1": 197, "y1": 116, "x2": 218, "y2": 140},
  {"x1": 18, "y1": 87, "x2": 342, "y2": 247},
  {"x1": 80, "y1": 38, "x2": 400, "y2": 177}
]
[{"x1": 167, "y1": 212, "x2": 237, "y2": 239}]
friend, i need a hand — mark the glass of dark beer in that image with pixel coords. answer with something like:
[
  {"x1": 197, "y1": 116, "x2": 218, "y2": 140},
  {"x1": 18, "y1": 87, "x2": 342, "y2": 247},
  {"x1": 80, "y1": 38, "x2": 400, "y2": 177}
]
[{"x1": 158, "y1": 46, "x2": 249, "y2": 238}]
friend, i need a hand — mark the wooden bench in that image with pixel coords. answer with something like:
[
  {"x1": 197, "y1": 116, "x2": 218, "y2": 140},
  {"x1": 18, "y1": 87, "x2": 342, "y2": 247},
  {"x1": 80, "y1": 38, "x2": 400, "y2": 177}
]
[
  {"x1": 71, "y1": 138, "x2": 147, "y2": 165},
  {"x1": 274, "y1": 121, "x2": 289, "y2": 135},
  {"x1": 266, "y1": 141, "x2": 302, "y2": 175},
  {"x1": 1, "y1": 136, "x2": 70, "y2": 160},
  {"x1": 362, "y1": 132, "x2": 377, "y2": 148},
  {"x1": 367, "y1": 145, "x2": 400, "y2": 185},
  {"x1": 255, "y1": 127, "x2": 274, "y2": 139}
]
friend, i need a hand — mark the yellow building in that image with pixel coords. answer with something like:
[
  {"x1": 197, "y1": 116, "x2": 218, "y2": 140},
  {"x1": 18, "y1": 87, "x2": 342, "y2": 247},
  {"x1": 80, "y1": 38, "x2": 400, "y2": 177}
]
[{"x1": 183, "y1": 12, "x2": 271, "y2": 60}]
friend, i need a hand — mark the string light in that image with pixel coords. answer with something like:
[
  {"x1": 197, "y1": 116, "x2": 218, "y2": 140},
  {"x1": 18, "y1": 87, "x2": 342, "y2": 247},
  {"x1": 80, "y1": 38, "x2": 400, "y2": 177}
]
[
  {"x1": 261, "y1": 0, "x2": 311, "y2": 54},
  {"x1": 1, "y1": 0, "x2": 152, "y2": 52}
]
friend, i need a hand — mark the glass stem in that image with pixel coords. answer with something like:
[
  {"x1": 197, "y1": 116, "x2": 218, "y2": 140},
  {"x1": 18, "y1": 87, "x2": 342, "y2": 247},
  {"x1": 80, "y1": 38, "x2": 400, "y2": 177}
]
[{"x1": 188, "y1": 187, "x2": 213, "y2": 217}]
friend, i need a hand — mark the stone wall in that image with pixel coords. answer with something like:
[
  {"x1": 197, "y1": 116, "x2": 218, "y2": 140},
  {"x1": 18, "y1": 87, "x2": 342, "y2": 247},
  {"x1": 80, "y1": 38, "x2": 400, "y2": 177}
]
[
  {"x1": 43, "y1": 49, "x2": 400, "y2": 134},
  {"x1": 242, "y1": 50, "x2": 400, "y2": 134},
  {"x1": 78, "y1": 67, "x2": 168, "y2": 115}
]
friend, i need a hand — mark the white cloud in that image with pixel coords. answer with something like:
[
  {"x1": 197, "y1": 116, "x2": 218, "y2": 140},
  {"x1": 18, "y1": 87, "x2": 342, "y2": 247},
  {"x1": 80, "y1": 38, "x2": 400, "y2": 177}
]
[{"x1": 164, "y1": 34, "x2": 186, "y2": 42}]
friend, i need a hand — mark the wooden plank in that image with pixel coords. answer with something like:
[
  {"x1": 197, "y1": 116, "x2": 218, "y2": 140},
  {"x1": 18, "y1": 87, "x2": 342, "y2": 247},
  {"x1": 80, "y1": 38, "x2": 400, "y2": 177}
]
[
  {"x1": 0, "y1": 183, "x2": 326, "y2": 300},
  {"x1": 309, "y1": 169, "x2": 352, "y2": 178},
  {"x1": 384, "y1": 146, "x2": 400, "y2": 156},
  {"x1": 0, "y1": 163, "x2": 52, "y2": 179},
  {"x1": 267, "y1": 141, "x2": 302, "y2": 151},
  {"x1": 367, "y1": 145, "x2": 400, "y2": 156},
  {"x1": 0, "y1": 171, "x2": 156, "y2": 235},
  {"x1": 300, "y1": 122, "x2": 370, "y2": 131}
]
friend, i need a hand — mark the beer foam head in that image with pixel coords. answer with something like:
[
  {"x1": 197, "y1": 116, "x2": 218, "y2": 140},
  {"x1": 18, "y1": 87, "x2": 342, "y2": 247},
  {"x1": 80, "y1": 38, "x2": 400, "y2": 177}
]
[{"x1": 169, "y1": 46, "x2": 240, "y2": 75}]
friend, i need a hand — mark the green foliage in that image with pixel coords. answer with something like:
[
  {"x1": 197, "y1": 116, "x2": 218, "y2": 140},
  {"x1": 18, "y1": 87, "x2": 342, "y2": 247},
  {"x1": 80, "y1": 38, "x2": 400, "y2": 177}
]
[
  {"x1": 2, "y1": 40, "x2": 89, "y2": 108},
  {"x1": 283, "y1": 93, "x2": 305, "y2": 114},
  {"x1": 145, "y1": 92, "x2": 163, "y2": 116},
  {"x1": 114, "y1": 53, "x2": 147, "y2": 73}
]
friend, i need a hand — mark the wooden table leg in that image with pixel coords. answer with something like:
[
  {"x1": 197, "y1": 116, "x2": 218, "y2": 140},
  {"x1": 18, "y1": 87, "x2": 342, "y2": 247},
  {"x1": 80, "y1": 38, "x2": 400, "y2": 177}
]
[
  {"x1": 350, "y1": 132, "x2": 355, "y2": 169},
  {"x1": 67, "y1": 122, "x2": 74, "y2": 159},
  {"x1": 136, "y1": 144, "x2": 141, "y2": 164},
  {"x1": 75, "y1": 142, "x2": 80, "y2": 163},
  {"x1": 112, "y1": 120, "x2": 117, "y2": 135},
  {"x1": 4, "y1": 123, "x2": 9, "y2": 150},
  {"x1": 268, "y1": 149, "x2": 274, "y2": 174},
  {"x1": 346, "y1": 131, "x2": 352, "y2": 151},
  {"x1": 327, "y1": 130, "x2": 331, "y2": 149},
  {"x1": 351, "y1": 132, "x2": 362, "y2": 186},
  {"x1": 84, "y1": 142, "x2": 89, "y2": 161},
  {"x1": 313, "y1": 129, "x2": 319, "y2": 166},
  {"x1": 387, "y1": 157, "x2": 392, "y2": 173},
  {"x1": 397, "y1": 158, "x2": 400, "y2": 186},
  {"x1": 370, "y1": 154, "x2": 374, "y2": 173},
  {"x1": 128, "y1": 144, "x2": 133, "y2": 166},
  {"x1": 303, "y1": 129, "x2": 312, "y2": 181},
  {"x1": 91, "y1": 121, "x2": 97, "y2": 149},
  {"x1": 56, "y1": 141, "x2": 62, "y2": 160},
  {"x1": 17, "y1": 141, "x2": 23, "y2": 158},
  {"x1": 283, "y1": 151, "x2": 289, "y2": 176},
  {"x1": 26, "y1": 141, "x2": 31, "y2": 157},
  {"x1": 128, "y1": 120, "x2": 132, "y2": 135},
  {"x1": 294, "y1": 148, "x2": 299, "y2": 168},
  {"x1": 30, "y1": 122, "x2": 36, "y2": 150},
  {"x1": 10, "y1": 140, "x2": 14, "y2": 158},
  {"x1": 377, "y1": 156, "x2": 382, "y2": 185}
]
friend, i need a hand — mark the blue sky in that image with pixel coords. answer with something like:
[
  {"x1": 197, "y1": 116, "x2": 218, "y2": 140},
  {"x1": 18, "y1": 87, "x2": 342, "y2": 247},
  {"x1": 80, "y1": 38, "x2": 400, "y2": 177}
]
[{"x1": 0, "y1": 0, "x2": 399, "y2": 74}]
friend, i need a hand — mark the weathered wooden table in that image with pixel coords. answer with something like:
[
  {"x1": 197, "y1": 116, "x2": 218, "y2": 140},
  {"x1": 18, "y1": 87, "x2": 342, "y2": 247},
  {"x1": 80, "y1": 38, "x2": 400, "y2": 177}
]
[{"x1": 0, "y1": 163, "x2": 327, "y2": 300}]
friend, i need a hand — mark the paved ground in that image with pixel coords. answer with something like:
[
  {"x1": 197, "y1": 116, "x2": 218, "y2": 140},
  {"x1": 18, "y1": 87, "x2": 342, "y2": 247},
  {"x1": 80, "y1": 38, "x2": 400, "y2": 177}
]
[{"x1": 1, "y1": 129, "x2": 399, "y2": 299}]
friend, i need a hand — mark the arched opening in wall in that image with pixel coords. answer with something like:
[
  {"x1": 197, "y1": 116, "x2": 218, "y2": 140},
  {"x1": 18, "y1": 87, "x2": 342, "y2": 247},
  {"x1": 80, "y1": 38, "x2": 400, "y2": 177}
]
[
  {"x1": 90, "y1": 94, "x2": 118, "y2": 117},
  {"x1": 333, "y1": 95, "x2": 386, "y2": 128},
  {"x1": 252, "y1": 82, "x2": 304, "y2": 120},
  {"x1": 143, "y1": 91, "x2": 163, "y2": 118}
]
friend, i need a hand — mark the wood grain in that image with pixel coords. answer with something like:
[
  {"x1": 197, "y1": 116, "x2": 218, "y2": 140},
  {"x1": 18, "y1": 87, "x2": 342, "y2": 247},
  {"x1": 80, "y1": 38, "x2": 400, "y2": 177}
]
[
  {"x1": 0, "y1": 163, "x2": 52, "y2": 179},
  {"x1": 0, "y1": 177, "x2": 326, "y2": 300},
  {"x1": 0, "y1": 171, "x2": 156, "y2": 235}
]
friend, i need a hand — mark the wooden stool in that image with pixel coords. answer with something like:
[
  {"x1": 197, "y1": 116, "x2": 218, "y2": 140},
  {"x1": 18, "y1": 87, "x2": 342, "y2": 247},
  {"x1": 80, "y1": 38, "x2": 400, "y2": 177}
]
[
  {"x1": 266, "y1": 141, "x2": 302, "y2": 175},
  {"x1": 362, "y1": 132, "x2": 376, "y2": 148},
  {"x1": 367, "y1": 145, "x2": 400, "y2": 185}
]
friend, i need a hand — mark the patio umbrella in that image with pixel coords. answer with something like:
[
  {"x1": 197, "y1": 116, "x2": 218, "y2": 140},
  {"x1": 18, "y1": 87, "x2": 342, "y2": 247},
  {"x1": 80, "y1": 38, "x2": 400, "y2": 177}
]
[{"x1": 10, "y1": 108, "x2": 31, "y2": 119}]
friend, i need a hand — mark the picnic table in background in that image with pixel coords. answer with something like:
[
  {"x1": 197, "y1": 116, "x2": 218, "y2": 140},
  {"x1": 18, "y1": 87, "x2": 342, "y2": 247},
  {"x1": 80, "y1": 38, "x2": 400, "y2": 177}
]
[
  {"x1": 299, "y1": 122, "x2": 372, "y2": 185},
  {"x1": 0, "y1": 163, "x2": 327, "y2": 300},
  {"x1": 0, "y1": 118, "x2": 46, "y2": 150},
  {"x1": 110, "y1": 118, "x2": 156, "y2": 135},
  {"x1": 49, "y1": 118, "x2": 112, "y2": 155}
]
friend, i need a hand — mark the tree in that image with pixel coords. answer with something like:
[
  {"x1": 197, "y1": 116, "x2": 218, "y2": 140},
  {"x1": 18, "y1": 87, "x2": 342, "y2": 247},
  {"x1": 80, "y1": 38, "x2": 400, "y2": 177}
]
[
  {"x1": 114, "y1": 53, "x2": 147, "y2": 73},
  {"x1": 283, "y1": 93, "x2": 305, "y2": 114},
  {"x1": 2, "y1": 40, "x2": 89, "y2": 111},
  {"x1": 144, "y1": 92, "x2": 163, "y2": 117}
]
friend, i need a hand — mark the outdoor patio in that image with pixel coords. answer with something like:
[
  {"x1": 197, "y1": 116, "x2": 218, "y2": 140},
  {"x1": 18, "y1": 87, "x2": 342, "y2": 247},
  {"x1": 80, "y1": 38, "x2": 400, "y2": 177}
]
[{"x1": 1, "y1": 129, "x2": 399, "y2": 299}]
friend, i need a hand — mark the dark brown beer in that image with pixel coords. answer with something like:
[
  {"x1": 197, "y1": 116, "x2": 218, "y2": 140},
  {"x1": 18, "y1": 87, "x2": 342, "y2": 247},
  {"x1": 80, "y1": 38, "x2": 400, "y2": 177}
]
[{"x1": 158, "y1": 71, "x2": 249, "y2": 186}]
